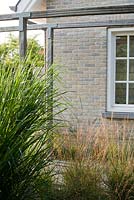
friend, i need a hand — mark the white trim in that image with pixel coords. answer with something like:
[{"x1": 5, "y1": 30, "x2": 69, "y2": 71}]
[
  {"x1": 107, "y1": 27, "x2": 134, "y2": 112},
  {"x1": 25, "y1": 0, "x2": 38, "y2": 11},
  {"x1": 108, "y1": 27, "x2": 134, "y2": 35},
  {"x1": 17, "y1": 0, "x2": 39, "y2": 12},
  {"x1": 126, "y1": 35, "x2": 129, "y2": 104}
]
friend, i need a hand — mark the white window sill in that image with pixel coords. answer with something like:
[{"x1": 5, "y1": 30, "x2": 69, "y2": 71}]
[{"x1": 102, "y1": 112, "x2": 134, "y2": 119}]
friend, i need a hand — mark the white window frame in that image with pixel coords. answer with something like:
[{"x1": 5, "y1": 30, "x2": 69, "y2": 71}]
[{"x1": 107, "y1": 27, "x2": 134, "y2": 112}]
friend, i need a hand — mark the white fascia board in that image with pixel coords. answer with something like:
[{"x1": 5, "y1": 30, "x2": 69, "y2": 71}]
[{"x1": 17, "y1": 0, "x2": 39, "y2": 12}]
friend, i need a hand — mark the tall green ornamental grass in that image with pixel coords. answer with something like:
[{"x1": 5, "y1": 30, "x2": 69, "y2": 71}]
[{"x1": 0, "y1": 47, "x2": 63, "y2": 199}]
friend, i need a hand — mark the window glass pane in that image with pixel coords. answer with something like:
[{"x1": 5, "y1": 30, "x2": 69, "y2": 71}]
[
  {"x1": 130, "y1": 36, "x2": 134, "y2": 57},
  {"x1": 129, "y1": 60, "x2": 134, "y2": 81},
  {"x1": 115, "y1": 83, "x2": 126, "y2": 104},
  {"x1": 116, "y1": 60, "x2": 127, "y2": 81},
  {"x1": 116, "y1": 36, "x2": 127, "y2": 57},
  {"x1": 129, "y1": 84, "x2": 134, "y2": 104}
]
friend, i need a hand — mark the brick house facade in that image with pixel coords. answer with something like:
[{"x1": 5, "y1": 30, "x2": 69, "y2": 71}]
[{"x1": 12, "y1": 1, "x2": 134, "y2": 127}]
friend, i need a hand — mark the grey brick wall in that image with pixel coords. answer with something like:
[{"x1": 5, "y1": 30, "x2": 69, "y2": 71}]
[
  {"x1": 45, "y1": 1, "x2": 134, "y2": 127},
  {"x1": 53, "y1": 28, "x2": 107, "y2": 126},
  {"x1": 46, "y1": 0, "x2": 134, "y2": 9}
]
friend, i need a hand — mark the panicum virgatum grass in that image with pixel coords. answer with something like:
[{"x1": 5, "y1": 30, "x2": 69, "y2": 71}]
[{"x1": 53, "y1": 120, "x2": 134, "y2": 200}]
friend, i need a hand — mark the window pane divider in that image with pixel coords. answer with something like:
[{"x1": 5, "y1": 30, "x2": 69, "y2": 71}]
[
  {"x1": 126, "y1": 35, "x2": 129, "y2": 105},
  {"x1": 115, "y1": 81, "x2": 134, "y2": 83},
  {"x1": 116, "y1": 57, "x2": 127, "y2": 60},
  {"x1": 116, "y1": 57, "x2": 134, "y2": 60},
  {"x1": 115, "y1": 81, "x2": 129, "y2": 83}
]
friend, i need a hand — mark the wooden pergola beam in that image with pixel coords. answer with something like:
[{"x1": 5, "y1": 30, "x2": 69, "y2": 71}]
[
  {"x1": 1, "y1": 19, "x2": 134, "y2": 33},
  {"x1": 30, "y1": 5, "x2": 134, "y2": 19},
  {"x1": 0, "y1": 4, "x2": 134, "y2": 21},
  {"x1": 0, "y1": 12, "x2": 30, "y2": 21}
]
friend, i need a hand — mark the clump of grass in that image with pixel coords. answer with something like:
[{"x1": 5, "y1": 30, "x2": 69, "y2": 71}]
[
  {"x1": 53, "y1": 121, "x2": 134, "y2": 200},
  {"x1": 62, "y1": 161, "x2": 106, "y2": 200},
  {"x1": 0, "y1": 48, "x2": 63, "y2": 199},
  {"x1": 53, "y1": 127, "x2": 95, "y2": 161},
  {"x1": 103, "y1": 130, "x2": 134, "y2": 200},
  {"x1": 92, "y1": 121, "x2": 134, "y2": 200}
]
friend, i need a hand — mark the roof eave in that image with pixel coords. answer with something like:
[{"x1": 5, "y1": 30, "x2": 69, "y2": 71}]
[
  {"x1": 9, "y1": 6, "x2": 17, "y2": 12},
  {"x1": 13, "y1": 0, "x2": 39, "y2": 12}
]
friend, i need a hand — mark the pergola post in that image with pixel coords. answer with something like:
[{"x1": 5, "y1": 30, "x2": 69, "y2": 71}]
[
  {"x1": 19, "y1": 16, "x2": 27, "y2": 58},
  {"x1": 47, "y1": 27, "x2": 54, "y2": 67},
  {"x1": 46, "y1": 27, "x2": 54, "y2": 127}
]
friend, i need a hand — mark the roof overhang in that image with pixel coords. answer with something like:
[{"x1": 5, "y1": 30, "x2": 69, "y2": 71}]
[
  {"x1": 9, "y1": 0, "x2": 46, "y2": 24},
  {"x1": 10, "y1": 0, "x2": 44, "y2": 13}
]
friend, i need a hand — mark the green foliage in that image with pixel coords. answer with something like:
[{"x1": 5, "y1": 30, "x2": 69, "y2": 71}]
[
  {"x1": 0, "y1": 41, "x2": 62, "y2": 199},
  {"x1": 0, "y1": 34, "x2": 44, "y2": 68}
]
